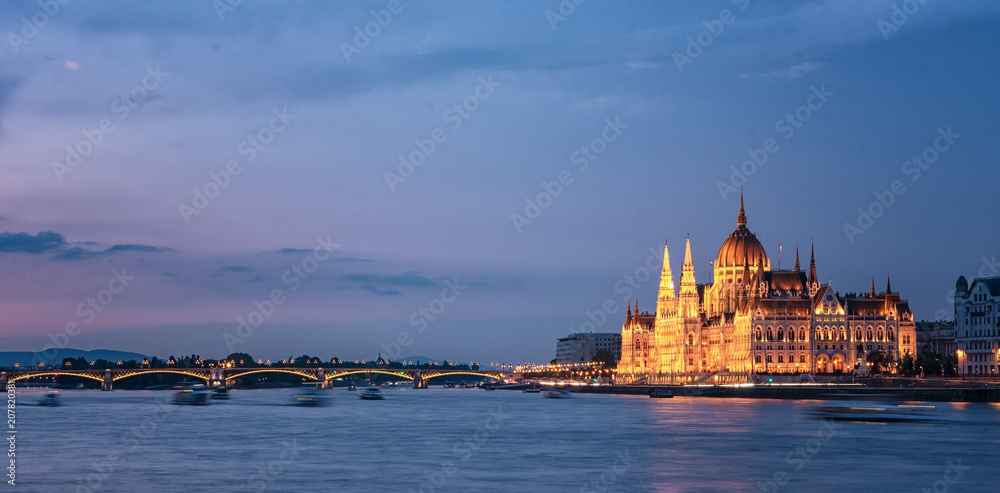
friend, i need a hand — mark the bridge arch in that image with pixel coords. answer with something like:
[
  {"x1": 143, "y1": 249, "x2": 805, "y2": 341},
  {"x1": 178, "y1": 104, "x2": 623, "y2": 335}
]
[
  {"x1": 113, "y1": 370, "x2": 210, "y2": 383},
  {"x1": 421, "y1": 372, "x2": 500, "y2": 380},
  {"x1": 324, "y1": 369, "x2": 413, "y2": 381},
  {"x1": 225, "y1": 369, "x2": 317, "y2": 381},
  {"x1": 7, "y1": 372, "x2": 105, "y2": 383}
]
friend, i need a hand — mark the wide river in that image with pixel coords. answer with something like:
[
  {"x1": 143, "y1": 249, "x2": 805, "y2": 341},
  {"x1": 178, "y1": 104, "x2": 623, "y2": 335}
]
[{"x1": 9, "y1": 387, "x2": 1000, "y2": 492}]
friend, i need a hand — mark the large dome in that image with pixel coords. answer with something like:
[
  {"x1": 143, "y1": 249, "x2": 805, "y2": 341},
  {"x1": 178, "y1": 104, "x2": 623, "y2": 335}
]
[{"x1": 716, "y1": 195, "x2": 770, "y2": 269}]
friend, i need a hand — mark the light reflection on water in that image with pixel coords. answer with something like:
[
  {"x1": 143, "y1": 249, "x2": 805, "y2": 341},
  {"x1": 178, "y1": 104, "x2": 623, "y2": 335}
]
[{"x1": 12, "y1": 388, "x2": 1000, "y2": 492}]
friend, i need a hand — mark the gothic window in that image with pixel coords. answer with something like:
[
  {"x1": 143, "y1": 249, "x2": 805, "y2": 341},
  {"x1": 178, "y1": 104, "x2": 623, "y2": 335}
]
[
  {"x1": 815, "y1": 330, "x2": 822, "y2": 341},
  {"x1": 839, "y1": 329, "x2": 846, "y2": 341},
  {"x1": 866, "y1": 327, "x2": 873, "y2": 341},
  {"x1": 788, "y1": 330, "x2": 796, "y2": 342},
  {"x1": 825, "y1": 330, "x2": 831, "y2": 341},
  {"x1": 767, "y1": 328, "x2": 774, "y2": 341},
  {"x1": 777, "y1": 329, "x2": 784, "y2": 341},
  {"x1": 755, "y1": 354, "x2": 762, "y2": 364},
  {"x1": 800, "y1": 329, "x2": 807, "y2": 341},
  {"x1": 877, "y1": 329, "x2": 884, "y2": 341},
  {"x1": 756, "y1": 330, "x2": 762, "y2": 342},
  {"x1": 766, "y1": 354, "x2": 773, "y2": 363},
  {"x1": 855, "y1": 329, "x2": 862, "y2": 341},
  {"x1": 800, "y1": 354, "x2": 807, "y2": 364},
  {"x1": 888, "y1": 329, "x2": 894, "y2": 341},
  {"x1": 688, "y1": 334, "x2": 694, "y2": 346},
  {"x1": 777, "y1": 354, "x2": 784, "y2": 363}
]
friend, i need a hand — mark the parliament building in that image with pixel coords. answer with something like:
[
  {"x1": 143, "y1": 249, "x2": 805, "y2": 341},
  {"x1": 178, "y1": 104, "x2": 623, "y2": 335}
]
[{"x1": 619, "y1": 194, "x2": 917, "y2": 384}]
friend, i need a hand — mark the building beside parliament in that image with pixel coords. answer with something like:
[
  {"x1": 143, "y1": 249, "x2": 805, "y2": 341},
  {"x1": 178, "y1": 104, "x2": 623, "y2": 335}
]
[{"x1": 619, "y1": 194, "x2": 917, "y2": 384}]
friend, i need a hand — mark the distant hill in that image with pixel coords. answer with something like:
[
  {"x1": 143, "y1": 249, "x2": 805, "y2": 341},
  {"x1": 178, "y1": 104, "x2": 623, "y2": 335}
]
[{"x1": 0, "y1": 349, "x2": 148, "y2": 368}]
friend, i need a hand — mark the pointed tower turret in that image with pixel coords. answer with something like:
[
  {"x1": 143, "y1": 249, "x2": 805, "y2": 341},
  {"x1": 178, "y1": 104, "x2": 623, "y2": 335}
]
[
  {"x1": 808, "y1": 242, "x2": 819, "y2": 296},
  {"x1": 656, "y1": 240, "x2": 676, "y2": 319},
  {"x1": 886, "y1": 275, "x2": 892, "y2": 295},
  {"x1": 870, "y1": 277, "x2": 877, "y2": 297},
  {"x1": 626, "y1": 300, "x2": 632, "y2": 325},
  {"x1": 679, "y1": 235, "x2": 699, "y2": 317},
  {"x1": 737, "y1": 188, "x2": 747, "y2": 228},
  {"x1": 794, "y1": 245, "x2": 800, "y2": 271}
]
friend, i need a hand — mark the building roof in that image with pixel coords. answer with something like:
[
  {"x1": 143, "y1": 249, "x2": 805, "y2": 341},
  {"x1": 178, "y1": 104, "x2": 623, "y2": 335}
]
[{"x1": 716, "y1": 192, "x2": 770, "y2": 269}]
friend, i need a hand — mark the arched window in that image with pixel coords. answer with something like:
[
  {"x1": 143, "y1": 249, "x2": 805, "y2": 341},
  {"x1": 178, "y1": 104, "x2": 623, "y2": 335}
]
[
  {"x1": 777, "y1": 354, "x2": 784, "y2": 363},
  {"x1": 688, "y1": 334, "x2": 694, "y2": 345},
  {"x1": 855, "y1": 329, "x2": 862, "y2": 341},
  {"x1": 866, "y1": 327, "x2": 873, "y2": 341},
  {"x1": 788, "y1": 330, "x2": 796, "y2": 342},
  {"x1": 825, "y1": 330, "x2": 831, "y2": 341},
  {"x1": 877, "y1": 329, "x2": 884, "y2": 341},
  {"x1": 815, "y1": 330, "x2": 822, "y2": 341},
  {"x1": 767, "y1": 328, "x2": 774, "y2": 341},
  {"x1": 888, "y1": 329, "x2": 895, "y2": 341},
  {"x1": 766, "y1": 354, "x2": 773, "y2": 363},
  {"x1": 800, "y1": 354, "x2": 807, "y2": 364},
  {"x1": 756, "y1": 330, "x2": 762, "y2": 342},
  {"x1": 800, "y1": 329, "x2": 807, "y2": 341},
  {"x1": 839, "y1": 329, "x2": 846, "y2": 341},
  {"x1": 777, "y1": 329, "x2": 784, "y2": 341},
  {"x1": 755, "y1": 354, "x2": 762, "y2": 364}
]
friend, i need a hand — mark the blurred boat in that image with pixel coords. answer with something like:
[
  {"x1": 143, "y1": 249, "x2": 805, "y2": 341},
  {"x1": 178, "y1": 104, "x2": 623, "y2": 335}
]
[
  {"x1": 806, "y1": 401, "x2": 937, "y2": 422},
  {"x1": 347, "y1": 384, "x2": 356, "y2": 391},
  {"x1": 211, "y1": 387, "x2": 230, "y2": 400},
  {"x1": 649, "y1": 389, "x2": 673, "y2": 398},
  {"x1": 38, "y1": 392, "x2": 60, "y2": 406},
  {"x1": 542, "y1": 389, "x2": 570, "y2": 398},
  {"x1": 358, "y1": 387, "x2": 383, "y2": 400},
  {"x1": 444, "y1": 381, "x2": 455, "y2": 388},
  {"x1": 291, "y1": 388, "x2": 328, "y2": 406},
  {"x1": 173, "y1": 385, "x2": 210, "y2": 405}
]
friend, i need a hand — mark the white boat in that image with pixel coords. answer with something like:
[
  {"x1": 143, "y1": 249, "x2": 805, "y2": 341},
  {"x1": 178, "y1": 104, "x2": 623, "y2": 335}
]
[
  {"x1": 172, "y1": 385, "x2": 210, "y2": 405},
  {"x1": 806, "y1": 401, "x2": 937, "y2": 422},
  {"x1": 358, "y1": 387, "x2": 383, "y2": 400},
  {"x1": 542, "y1": 388, "x2": 570, "y2": 398}
]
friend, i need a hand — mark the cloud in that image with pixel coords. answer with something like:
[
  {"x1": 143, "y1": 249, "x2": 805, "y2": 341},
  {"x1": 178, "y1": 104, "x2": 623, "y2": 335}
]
[
  {"x1": 219, "y1": 265, "x2": 252, "y2": 273},
  {"x1": 272, "y1": 248, "x2": 372, "y2": 262},
  {"x1": 359, "y1": 284, "x2": 401, "y2": 297},
  {"x1": 0, "y1": 231, "x2": 66, "y2": 253},
  {"x1": 341, "y1": 271, "x2": 435, "y2": 287},
  {"x1": 739, "y1": 62, "x2": 822, "y2": 79},
  {"x1": 247, "y1": 274, "x2": 273, "y2": 282},
  {"x1": 274, "y1": 248, "x2": 312, "y2": 255},
  {"x1": 50, "y1": 242, "x2": 173, "y2": 261}
]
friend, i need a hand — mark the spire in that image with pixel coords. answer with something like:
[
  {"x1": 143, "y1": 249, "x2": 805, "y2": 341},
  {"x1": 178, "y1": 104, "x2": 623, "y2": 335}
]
[
  {"x1": 794, "y1": 245, "x2": 800, "y2": 271},
  {"x1": 635, "y1": 298, "x2": 639, "y2": 316},
  {"x1": 737, "y1": 188, "x2": 747, "y2": 228},
  {"x1": 808, "y1": 242, "x2": 819, "y2": 297},
  {"x1": 870, "y1": 277, "x2": 877, "y2": 297},
  {"x1": 886, "y1": 275, "x2": 892, "y2": 295},
  {"x1": 626, "y1": 300, "x2": 632, "y2": 324},
  {"x1": 679, "y1": 235, "x2": 698, "y2": 317},
  {"x1": 656, "y1": 239, "x2": 676, "y2": 318}
]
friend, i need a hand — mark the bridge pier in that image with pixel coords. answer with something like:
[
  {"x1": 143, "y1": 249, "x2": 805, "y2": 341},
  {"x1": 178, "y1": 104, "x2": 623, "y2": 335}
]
[
  {"x1": 209, "y1": 367, "x2": 225, "y2": 389},
  {"x1": 101, "y1": 369, "x2": 113, "y2": 391},
  {"x1": 316, "y1": 368, "x2": 332, "y2": 389},
  {"x1": 412, "y1": 369, "x2": 427, "y2": 389}
]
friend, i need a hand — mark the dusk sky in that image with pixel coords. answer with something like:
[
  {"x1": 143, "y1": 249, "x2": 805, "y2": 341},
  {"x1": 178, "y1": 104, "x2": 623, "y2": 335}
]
[{"x1": 0, "y1": 0, "x2": 998, "y2": 364}]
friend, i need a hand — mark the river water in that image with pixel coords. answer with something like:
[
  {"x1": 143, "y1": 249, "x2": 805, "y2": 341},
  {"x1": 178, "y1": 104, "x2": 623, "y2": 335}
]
[{"x1": 9, "y1": 387, "x2": 1000, "y2": 492}]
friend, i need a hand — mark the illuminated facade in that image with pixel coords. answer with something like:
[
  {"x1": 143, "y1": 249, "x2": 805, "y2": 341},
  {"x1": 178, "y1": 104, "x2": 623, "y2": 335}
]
[
  {"x1": 953, "y1": 275, "x2": 1000, "y2": 376},
  {"x1": 618, "y1": 194, "x2": 917, "y2": 384}
]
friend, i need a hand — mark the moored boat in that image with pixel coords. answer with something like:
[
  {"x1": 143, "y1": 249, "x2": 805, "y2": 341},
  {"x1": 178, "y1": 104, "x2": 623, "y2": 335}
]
[
  {"x1": 542, "y1": 388, "x2": 570, "y2": 398},
  {"x1": 649, "y1": 389, "x2": 673, "y2": 398}
]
